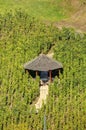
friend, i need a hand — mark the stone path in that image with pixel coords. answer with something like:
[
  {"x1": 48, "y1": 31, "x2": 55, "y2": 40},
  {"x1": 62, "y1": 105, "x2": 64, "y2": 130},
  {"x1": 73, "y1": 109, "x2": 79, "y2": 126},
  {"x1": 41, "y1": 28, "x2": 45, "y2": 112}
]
[
  {"x1": 35, "y1": 53, "x2": 53, "y2": 110},
  {"x1": 35, "y1": 84, "x2": 48, "y2": 110}
]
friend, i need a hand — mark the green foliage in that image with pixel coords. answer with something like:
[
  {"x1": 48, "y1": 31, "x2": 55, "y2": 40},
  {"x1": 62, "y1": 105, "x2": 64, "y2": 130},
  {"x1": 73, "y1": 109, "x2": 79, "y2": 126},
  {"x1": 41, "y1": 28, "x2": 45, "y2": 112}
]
[
  {"x1": 43, "y1": 28, "x2": 86, "y2": 129},
  {"x1": 0, "y1": 10, "x2": 86, "y2": 130},
  {"x1": 0, "y1": 0, "x2": 68, "y2": 21}
]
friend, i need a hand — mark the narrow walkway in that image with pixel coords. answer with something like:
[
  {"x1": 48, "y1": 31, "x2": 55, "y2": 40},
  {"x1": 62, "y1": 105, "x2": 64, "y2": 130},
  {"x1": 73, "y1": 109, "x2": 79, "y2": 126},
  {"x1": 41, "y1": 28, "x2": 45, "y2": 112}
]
[
  {"x1": 35, "y1": 84, "x2": 48, "y2": 110},
  {"x1": 35, "y1": 53, "x2": 53, "y2": 110}
]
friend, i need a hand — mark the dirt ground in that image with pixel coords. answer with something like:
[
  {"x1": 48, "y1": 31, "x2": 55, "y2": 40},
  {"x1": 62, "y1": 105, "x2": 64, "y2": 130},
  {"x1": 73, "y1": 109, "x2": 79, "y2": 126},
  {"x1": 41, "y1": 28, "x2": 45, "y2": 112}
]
[
  {"x1": 35, "y1": 84, "x2": 48, "y2": 110},
  {"x1": 55, "y1": 5, "x2": 86, "y2": 32},
  {"x1": 44, "y1": 4, "x2": 86, "y2": 33}
]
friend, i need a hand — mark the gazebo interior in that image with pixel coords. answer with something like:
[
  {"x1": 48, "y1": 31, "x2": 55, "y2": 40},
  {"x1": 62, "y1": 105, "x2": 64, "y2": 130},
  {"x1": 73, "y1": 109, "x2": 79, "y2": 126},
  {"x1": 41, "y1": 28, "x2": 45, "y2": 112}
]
[{"x1": 26, "y1": 69, "x2": 63, "y2": 82}]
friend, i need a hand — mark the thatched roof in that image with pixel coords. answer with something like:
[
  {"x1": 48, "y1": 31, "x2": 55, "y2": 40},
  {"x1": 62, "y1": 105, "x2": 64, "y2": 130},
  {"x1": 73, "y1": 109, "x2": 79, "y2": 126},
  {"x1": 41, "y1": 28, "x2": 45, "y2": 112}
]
[{"x1": 24, "y1": 54, "x2": 63, "y2": 71}]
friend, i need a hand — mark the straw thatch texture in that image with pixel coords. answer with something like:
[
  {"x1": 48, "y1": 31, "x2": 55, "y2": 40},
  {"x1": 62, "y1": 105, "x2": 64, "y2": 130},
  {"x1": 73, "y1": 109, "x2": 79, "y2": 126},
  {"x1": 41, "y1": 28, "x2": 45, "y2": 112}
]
[{"x1": 24, "y1": 54, "x2": 63, "y2": 71}]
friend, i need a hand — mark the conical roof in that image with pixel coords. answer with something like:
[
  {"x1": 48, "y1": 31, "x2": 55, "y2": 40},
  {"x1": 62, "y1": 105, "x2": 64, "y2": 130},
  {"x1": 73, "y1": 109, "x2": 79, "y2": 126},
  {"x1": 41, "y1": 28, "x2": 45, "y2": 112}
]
[{"x1": 24, "y1": 54, "x2": 63, "y2": 71}]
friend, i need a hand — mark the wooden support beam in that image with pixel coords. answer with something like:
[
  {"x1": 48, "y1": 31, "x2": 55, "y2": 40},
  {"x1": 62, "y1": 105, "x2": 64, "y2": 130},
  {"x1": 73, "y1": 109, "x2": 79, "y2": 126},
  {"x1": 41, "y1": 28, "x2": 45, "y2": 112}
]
[
  {"x1": 25, "y1": 69, "x2": 28, "y2": 74},
  {"x1": 58, "y1": 69, "x2": 60, "y2": 77},
  {"x1": 36, "y1": 71, "x2": 38, "y2": 77},
  {"x1": 49, "y1": 70, "x2": 52, "y2": 82}
]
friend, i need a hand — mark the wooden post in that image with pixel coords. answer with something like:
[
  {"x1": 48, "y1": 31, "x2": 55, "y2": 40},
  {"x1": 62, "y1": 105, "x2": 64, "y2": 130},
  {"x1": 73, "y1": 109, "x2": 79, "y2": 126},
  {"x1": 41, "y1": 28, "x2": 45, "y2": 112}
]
[
  {"x1": 25, "y1": 69, "x2": 28, "y2": 74},
  {"x1": 58, "y1": 69, "x2": 60, "y2": 77},
  {"x1": 36, "y1": 71, "x2": 38, "y2": 77},
  {"x1": 49, "y1": 70, "x2": 52, "y2": 82},
  {"x1": 44, "y1": 114, "x2": 46, "y2": 130}
]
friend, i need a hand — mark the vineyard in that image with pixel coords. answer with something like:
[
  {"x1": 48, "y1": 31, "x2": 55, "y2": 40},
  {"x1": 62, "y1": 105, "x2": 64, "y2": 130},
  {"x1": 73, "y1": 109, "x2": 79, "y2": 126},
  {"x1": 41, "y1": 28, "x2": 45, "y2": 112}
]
[{"x1": 0, "y1": 10, "x2": 86, "y2": 130}]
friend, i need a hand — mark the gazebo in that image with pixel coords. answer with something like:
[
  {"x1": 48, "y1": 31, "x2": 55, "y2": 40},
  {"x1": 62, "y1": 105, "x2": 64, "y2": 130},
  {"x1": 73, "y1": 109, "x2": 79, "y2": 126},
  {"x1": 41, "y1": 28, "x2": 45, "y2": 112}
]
[{"x1": 24, "y1": 54, "x2": 63, "y2": 83}]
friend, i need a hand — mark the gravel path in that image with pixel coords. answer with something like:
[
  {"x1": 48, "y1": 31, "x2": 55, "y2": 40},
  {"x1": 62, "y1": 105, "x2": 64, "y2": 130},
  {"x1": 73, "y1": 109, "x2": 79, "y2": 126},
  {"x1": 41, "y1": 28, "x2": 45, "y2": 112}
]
[{"x1": 35, "y1": 85, "x2": 48, "y2": 110}]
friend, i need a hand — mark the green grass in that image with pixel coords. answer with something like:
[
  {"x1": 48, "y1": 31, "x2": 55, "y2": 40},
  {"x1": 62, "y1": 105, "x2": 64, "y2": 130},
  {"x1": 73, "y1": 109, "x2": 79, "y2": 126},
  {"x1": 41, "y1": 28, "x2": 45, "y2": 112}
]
[{"x1": 0, "y1": 0, "x2": 67, "y2": 21}]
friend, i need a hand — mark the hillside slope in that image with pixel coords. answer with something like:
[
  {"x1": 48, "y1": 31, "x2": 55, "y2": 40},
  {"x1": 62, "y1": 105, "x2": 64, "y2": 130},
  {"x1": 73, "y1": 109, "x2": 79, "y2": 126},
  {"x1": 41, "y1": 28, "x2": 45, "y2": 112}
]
[
  {"x1": 56, "y1": 6, "x2": 86, "y2": 32},
  {"x1": 0, "y1": 9, "x2": 86, "y2": 130},
  {"x1": 55, "y1": 0, "x2": 86, "y2": 32}
]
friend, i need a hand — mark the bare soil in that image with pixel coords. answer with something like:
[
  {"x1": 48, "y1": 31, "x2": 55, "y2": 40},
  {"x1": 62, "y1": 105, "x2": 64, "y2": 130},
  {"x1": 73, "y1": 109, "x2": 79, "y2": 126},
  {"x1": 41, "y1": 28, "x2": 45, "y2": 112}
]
[{"x1": 54, "y1": 5, "x2": 86, "y2": 32}]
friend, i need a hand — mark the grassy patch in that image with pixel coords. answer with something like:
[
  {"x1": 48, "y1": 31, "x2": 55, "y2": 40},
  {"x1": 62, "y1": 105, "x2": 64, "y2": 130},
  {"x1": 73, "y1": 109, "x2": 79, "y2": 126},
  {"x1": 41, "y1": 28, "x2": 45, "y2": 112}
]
[{"x1": 0, "y1": 0, "x2": 67, "y2": 21}]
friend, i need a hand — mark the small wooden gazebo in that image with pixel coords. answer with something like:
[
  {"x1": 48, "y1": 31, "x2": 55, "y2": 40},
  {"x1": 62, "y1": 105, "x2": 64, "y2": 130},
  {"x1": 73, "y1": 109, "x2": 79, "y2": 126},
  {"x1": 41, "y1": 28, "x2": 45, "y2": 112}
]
[{"x1": 24, "y1": 54, "x2": 63, "y2": 82}]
